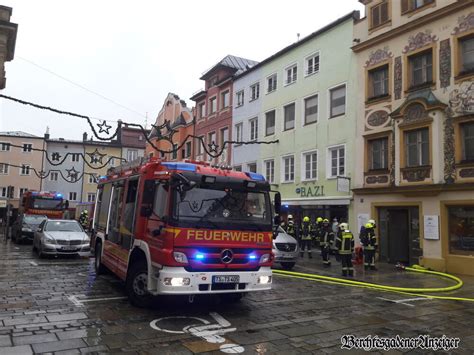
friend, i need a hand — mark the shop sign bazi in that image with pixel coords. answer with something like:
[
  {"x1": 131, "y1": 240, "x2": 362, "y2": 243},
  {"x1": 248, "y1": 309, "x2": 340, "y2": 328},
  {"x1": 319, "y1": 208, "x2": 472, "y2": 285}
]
[{"x1": 295, "y1": 185, "x2": 325, "y2": 198}]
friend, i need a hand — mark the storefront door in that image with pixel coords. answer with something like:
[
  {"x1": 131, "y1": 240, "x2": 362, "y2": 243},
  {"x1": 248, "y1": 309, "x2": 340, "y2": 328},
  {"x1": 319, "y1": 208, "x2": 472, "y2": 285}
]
[{"x1": 388, "y1": 209, "x2": 409, "y2": 264}]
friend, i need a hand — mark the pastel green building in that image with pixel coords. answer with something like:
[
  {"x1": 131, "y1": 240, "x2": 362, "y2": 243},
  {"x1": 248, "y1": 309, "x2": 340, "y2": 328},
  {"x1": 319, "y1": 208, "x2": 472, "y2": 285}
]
[{"x1": 233, "y1": 12, "x2": 359, "y2": 229}]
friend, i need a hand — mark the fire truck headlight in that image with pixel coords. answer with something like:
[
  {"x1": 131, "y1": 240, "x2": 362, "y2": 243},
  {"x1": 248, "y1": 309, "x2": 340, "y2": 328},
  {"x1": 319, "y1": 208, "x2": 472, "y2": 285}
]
[
  {"x1": 259, "y1": 254, "x2": 270, "y2": 264},
  {"x1": 173, "y1": 252, "x2": 189, "y2": 264},
  {"x1": 163, "y1": 277, "x2": 190, "y2": 286},
  {"x1": 258, "y1": 275, "x2": 272, "y2": 284}
]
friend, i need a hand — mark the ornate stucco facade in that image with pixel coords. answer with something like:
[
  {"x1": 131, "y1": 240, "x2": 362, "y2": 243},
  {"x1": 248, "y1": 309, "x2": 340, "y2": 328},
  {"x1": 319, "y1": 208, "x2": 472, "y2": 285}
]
[{"x1": 352, "y1": 0, "x2": 474, "y2": 275}]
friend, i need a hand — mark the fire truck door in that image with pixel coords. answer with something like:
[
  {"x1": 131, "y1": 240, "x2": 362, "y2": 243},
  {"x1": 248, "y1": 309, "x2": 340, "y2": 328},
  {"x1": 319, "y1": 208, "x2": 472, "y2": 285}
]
[{"x1": 104, "y1": 183, "x2": 125, "y2": 273}]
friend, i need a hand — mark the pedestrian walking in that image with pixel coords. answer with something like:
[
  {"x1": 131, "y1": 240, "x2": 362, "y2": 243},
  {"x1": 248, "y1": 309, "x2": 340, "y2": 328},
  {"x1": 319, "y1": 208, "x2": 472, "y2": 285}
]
[{"x1": 335, "y1": 222, "x2": 354, "y2": 277}]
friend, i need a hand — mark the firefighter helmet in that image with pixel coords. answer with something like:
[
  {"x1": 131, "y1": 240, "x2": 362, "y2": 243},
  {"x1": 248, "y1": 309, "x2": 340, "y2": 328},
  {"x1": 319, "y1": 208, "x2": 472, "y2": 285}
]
[
  {"x1": 323, "y1": 218, "x2": 329, "y2": 223},
  {"x1": 368, "y1": 219, "x2": 376, "y2": 227},
  {"x1": 339, "y1": 222, "x2": 349, "y2": 231},
  {"x1": 303, "y1": 216, "x2": 310, "y2": 222},
  {"x1": 316, "y1": 217, "x2": 323, "y2": 223},
  {"x1": 288, "y1": 214, "x2": 293, "y2": 220},
  {"x1": 365, "y1": 222, "x2": 374, "y2": 229}
]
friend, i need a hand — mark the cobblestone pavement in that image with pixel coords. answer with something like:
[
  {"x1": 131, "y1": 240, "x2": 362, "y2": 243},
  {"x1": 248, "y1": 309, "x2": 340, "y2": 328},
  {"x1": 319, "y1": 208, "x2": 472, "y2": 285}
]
[{"x1": 1, "y1": 239, "x2": 473, "y2": 354}]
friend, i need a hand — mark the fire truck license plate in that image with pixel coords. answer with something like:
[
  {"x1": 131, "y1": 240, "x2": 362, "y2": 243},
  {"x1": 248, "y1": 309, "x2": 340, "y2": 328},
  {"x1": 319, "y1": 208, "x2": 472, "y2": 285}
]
[{"x1": 212, "y1": 275, "x2": 240, "y2": 283}]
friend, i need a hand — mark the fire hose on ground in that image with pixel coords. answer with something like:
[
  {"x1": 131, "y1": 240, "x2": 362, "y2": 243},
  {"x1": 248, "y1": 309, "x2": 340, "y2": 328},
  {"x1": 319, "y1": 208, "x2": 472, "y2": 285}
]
[{"x1": 272, "y1": 264, "x2": 474, "y2": 303}]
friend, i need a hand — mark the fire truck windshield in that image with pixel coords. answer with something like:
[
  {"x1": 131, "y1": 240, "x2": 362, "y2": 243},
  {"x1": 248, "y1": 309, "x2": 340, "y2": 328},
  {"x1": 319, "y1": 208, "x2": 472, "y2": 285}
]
[
  {"x1": 30, "y1": 198, "x2": 64, "y2": 210},
  {"x1": 172, "y1": 187, "x2": 271, "y2": 230}
]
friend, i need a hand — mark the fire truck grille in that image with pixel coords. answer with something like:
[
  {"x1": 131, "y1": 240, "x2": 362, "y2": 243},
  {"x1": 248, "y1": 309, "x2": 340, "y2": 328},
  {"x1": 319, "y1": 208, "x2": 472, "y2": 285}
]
[{"x1": 275, "y1": 243, "x2": 297, "y2": 252}]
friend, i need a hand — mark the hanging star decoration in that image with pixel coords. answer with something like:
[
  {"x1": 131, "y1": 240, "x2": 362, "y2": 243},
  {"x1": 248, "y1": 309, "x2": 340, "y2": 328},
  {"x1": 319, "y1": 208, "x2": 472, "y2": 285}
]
[
  {"x1": 51, "y1": 152, "x2": 62, "y2": 161},
  {"x1": 97, "y1": 120, "x2": 112, "y2": 134},
  {"x1": 66, "y1": 167, "x2": 80, "y2": 182},
  {"x1": 38, "y1": 170, "x2": 47, "y2": 179},
  {"x1": 208, "y1": 141, "x2": 219, "y2": 154},
  {"x1": 87, "y1": 148, "x2": 106, "y2": 164}
]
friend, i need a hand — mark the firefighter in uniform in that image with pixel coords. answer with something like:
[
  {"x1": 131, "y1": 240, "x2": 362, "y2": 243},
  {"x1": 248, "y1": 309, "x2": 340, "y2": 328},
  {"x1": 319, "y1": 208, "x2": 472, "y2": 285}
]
[
  {"x1": 299, "y1": 216, "x2": 313, "y2": 258},
  {"x1": 312, "y1": 217, "x2": 323, "y2": 247},
  {"x1": 360, "y1": 220, "x2": 378, "y2": 270},
  {"x1": 285, "y1": 214, "x2": 296, "y2": 238},
  {"x1": 319, "y1": 218, "x2": 334, "y2": 267},
  {"x1": 335, "y1": 222, "x2": 354, "y2": 277},
  {"x1": 79, "y1": 210, "x2": 89, "y2": 230}
]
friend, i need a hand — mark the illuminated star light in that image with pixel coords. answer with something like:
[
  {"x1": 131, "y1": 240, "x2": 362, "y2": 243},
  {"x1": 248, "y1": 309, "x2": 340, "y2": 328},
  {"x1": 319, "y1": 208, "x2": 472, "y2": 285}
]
[
  {"x1": 66, "y1": 167, "x2": 80, "y2": 182},
  {"x1": 87, "y1": 148, "x2": 106, "y2": 164},
  {"x1": 51, "y1": 152, "x2": 62, "y2": 161},
  {"x1": 208, "y1": 141, "x2": 219, "y2": 153},
  {"x1": 97, "y1": 120, "x2": 112, "y2": 134}
]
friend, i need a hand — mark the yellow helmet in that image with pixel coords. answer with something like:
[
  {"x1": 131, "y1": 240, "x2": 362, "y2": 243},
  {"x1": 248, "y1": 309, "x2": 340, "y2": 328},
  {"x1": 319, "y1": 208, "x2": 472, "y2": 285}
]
[
  {"x1": 323, "y1": 218, "x2": 329, "y2": 223},
  {"x1": 303, "y1": 216, "x2": 310, "y2": 222},
  {"x1": 365, "y1": 222, "x2": 374, "y2": 229},
  {"x1": 316, "y1": 217, "x2": 323, "y2": 223}
]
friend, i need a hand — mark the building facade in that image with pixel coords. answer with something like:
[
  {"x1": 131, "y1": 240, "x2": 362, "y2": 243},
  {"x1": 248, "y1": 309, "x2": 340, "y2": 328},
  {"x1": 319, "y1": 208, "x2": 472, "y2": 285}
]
[
  {"x1": 119, "y1": 124, "x2": 148, "y2": 162},
  {"x1": 191, "y1": 55, "x2": 258, "y2": 165},
  {"x1": 43, "y1": 135, "x2": 85, "y2": 208},
  {"x1": 0, "y1": 5, "x2": 17, "y2": 89},
  {"x1": 233, "y1": 13, "x2": 359, "y2": 227},
  {"x1": 0, "y1": 132, "x2": 44, "y2": 210},
  {"x1": 146, "y1": 93, "x2": 194, "y2": 161},
  {"x1": 352, "y1": 0, "x2": 474, "y2": 274}
]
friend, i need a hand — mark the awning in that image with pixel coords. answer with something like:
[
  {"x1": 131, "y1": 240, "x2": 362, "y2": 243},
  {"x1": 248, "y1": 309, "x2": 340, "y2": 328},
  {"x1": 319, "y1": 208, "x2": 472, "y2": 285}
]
[{"x1": 282, "y1": 196, "x2": 352, "y2": 206}]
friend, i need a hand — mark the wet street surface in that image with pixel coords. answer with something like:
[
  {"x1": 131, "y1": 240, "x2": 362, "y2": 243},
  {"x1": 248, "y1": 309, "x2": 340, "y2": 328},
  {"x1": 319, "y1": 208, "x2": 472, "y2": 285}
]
[{"x1": 1, "y1": 239, "x2": 474, "y2": 354}]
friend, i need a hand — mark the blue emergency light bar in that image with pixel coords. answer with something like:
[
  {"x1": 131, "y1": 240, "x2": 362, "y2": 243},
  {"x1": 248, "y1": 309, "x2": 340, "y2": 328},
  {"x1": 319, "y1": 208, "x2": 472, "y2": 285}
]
[
  {"x1": 162, "y1": 162, "x2": 197, "y2": 172},
  {"x1": 195, "y1": 253, "x2": 205, "y2": 260},
  {"x1": 245, "y1": 172, "x2": 266, "y2": 181},
  {"x1": 248, "y1": 254, "x2": 257, "y2": 260}
]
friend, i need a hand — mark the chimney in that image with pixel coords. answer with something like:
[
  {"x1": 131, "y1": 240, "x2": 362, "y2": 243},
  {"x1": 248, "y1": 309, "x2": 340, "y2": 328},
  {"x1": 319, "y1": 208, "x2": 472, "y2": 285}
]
[
  {"x1": 83, "y1": 132, "x2": 88, "y2": 141},
  {"x1": 117, "y1": 119, "x2": 123, "y2": 144},
  {"x1": 44, "y1": 126, "x2": 50, "y2": 140}
]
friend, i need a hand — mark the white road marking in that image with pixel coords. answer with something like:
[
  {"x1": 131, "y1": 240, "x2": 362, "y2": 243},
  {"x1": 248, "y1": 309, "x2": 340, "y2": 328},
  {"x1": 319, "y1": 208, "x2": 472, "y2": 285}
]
[
  {"x1": 67, "y1": 294, "x2": 127, "y2": 307},
  {"x1": 377, "y1": 296, "x2": 431, "y2": 307},
  {"x1": 14, "y1": 247, "x2": 20, "y2": 250},
  {"x1": 150, "y1": 312, "x2": 243, "y2": 353},
  {"x1": 29, "y1": 261, "x2": 38, "y2": 266}
]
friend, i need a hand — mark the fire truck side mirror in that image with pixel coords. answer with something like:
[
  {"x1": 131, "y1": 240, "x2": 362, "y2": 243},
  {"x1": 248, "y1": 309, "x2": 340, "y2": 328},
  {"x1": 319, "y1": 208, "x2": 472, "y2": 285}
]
[
  {"x1": 274, "y1": 192, "x2": 281, "y2": 215},
  {"x1": 273, "y1": 215, "x2": 281, "y2": 226}
]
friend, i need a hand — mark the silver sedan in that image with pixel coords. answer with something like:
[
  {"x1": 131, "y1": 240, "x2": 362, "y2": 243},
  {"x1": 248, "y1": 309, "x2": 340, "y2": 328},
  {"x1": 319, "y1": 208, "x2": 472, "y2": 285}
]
[
  {"x1": 33, "y1": 219, "x2": 91, "y2": 258},
  {"x1": 272, "y1": 226, "x2": 299, "y2": 270}
]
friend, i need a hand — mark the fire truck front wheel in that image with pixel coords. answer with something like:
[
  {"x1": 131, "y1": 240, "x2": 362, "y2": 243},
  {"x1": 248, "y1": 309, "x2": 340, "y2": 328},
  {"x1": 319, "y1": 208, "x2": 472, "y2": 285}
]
[
  {"x1": 94, "y1": 242, "x2": 107, "y2": 275},
  {"x1": 126, "y1": 261, "x2": 154, "y2": 308}
]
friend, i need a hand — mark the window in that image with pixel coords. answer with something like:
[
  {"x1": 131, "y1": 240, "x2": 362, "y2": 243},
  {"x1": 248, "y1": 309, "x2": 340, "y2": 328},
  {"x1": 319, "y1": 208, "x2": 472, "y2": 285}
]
[
  {"x1": 250, "y1": 83, "x2": 260, "y2": 101},
  {"x1": 69, "y1": 192, "x2": 77, "y2": 201},
  {"x1": 409, "y1": 50, "x2": 433, "y2": 88},
  {"x1": 405, "y1": 128, "x2": 429, "y2": 167},
  {"x1": 236, "y1": 91, "x2": 244, "y2": 107},
  {"x1": 370, "y1": 0, "x2": 389, "y2": 29},
  {"x1": 285, "y1": 64, "x2": 297, "y2": 85},
  {"x1": 303, "y1": 151, "x2": 318, "y2": 180},
  {"x1": 265, "y1": 110, "x2": 276, "y2": 136},
  {"x1": 127, "y1": 149, "x2": 138, "y2": 162},
  {"x1": 369, "y1": 137, "x2": 389, "y2": 170},
  {"x1": 247, "y1": 163, "x2": 257, "y2": 173},
  {"x1": 87, "y1": 193, "x2": 96, "y2": 202},
  {"x1": 368, "y1": 65, "x2": 389, "y2": 99},
  {"x1": 267, "y1": 74, "x2": 277, "y2": 93},
  {"x1": 0, "y1": 142, "x2": 10, "y2": 151},
  {"x1": 208, "y1": 132, "x2": 216, "y2": 161},
  {"x1": 0, "y1": 163, "x2": 8, "y2": 175},
  {"x1": 0, "y1": 187, "x2": 6, "y2": 197},
  {"x1": 109, "y1": 158, "x2": 115, "y2": 167},
  {"x1": 22, "y1": 143, "x2": 32, "y2": 153},
  {"x1": 71, "y1": 153, "x2": 80, "y2": 162},
  {"x1": 460, "y1": 35, "x2": 474, "y2": 75},
  {"x1": 210, "y1": 75, "x2": 219, "y2": 86},
  {"x1": 328, "y1": 146, "x2": 345, "y2": 178},
  {"x1": 282, "y1": 156, "x2": 295, "y2": 182},
  {"x1": 330, "y1": 85, "x2": 346, "y2": 118},
  {"x1": 88, "y1": 174, "x2": 96, "y2": 184},
  {"x1": 235, "y1": 123, "x2": 243, "y2": 144},
  {"x1": 197, "y1": 136, "x2": 205, "y2": 158},
  {"x1": 402, "y1": 0, "x2": 434, "y2": 13},
  {"x1": 264, "y1": 160, "x2": 275, "y2": 183},
  {"x1": 284, "y1": 103, "x2": 295, "y2": 130},
  {"x1": 19, "y1": 188, "x2": 28, "y2": 198},
  {"x1": 249, "y1": 118, "x2": 258, "y2": 141},
  {"x1": 138, "y1": 135, "x2": 143, "y2": 141},
  {"x1": 199, "y1": 102, "x2": 206, "y2": 119},
  {"x1": 172, "y1": 144, "x2": 178, "y2": 160},
  {"x1": 20, "y1": 164, "x2": 30, "y2": 176},
  {"x1": 50, "y1": 172, "x2": 59, "y2": 181},
  {"x1": 209, "y1": 97, "x2": 217, "y2": 114},
  {"x1": 185, "y1": 141, "x2": 192, "y2": 158},
  {"x1": 234, "y1": 165, "x2": 242, "y2": 172},
  {"x1": 221, "y1": 91, "x2": 229, "y2": 109},
  {"x1": 461, "y1": 122, "x2": 474, "y2": 162},
  {"x1": 306, "y1": 53, "x2": 320, "y2": 76},
  {"x1": 220, "y1": 127, "x2": 229, "y2": 162},
  {"x1": 304, "y1": 95, "x2": 318, "y2": 125},
  {"x1": 448, "y1": 205, "x2": 474, "y2": 256}
]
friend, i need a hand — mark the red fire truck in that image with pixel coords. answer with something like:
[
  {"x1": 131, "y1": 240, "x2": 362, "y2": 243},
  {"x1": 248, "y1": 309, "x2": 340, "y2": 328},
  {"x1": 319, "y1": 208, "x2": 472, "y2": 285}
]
[
  {"x1": 20, "y1": 191, "x2": 65, "y2": 219},
  {"x1": 92, "y1": 158, "x2": 281, "y2": 307}
]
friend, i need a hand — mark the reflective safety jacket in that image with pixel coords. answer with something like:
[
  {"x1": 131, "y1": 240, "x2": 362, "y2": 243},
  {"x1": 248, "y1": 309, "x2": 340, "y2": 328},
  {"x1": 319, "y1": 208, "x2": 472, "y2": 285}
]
[
  {"x1": 300, "y1": 222, "x2": 312, "y2": 240},
  {"x1": 286, "y1": 221, "x2": 296, "y2": 237},
  {"x1": 319, "y1": 227, "x2": 334, "y2": 247},
  {"x1": 335, "y1": 230, "x2": 354, "y2": 255},
  {"x1": 360, "y1": 227, "x2": 377, "y2": 250}
]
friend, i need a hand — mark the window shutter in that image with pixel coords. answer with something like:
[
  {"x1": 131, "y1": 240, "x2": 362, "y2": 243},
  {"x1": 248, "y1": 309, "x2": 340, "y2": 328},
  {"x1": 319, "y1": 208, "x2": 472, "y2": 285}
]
[
  {"x1": 371, "y1": 5, "x2": 380, "y2": 28},
  {"x1": 381, "y1": 2, "x2": 388, "y2": 23},
  {"x1": 401, "y1": 0, "x2": 409, "y2": 13}
]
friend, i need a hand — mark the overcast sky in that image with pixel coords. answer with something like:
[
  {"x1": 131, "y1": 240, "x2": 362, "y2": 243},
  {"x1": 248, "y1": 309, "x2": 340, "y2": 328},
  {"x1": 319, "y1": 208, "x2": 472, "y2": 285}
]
[{"x1": 0, "y1": 1, "x2": 364, "y2": 140}]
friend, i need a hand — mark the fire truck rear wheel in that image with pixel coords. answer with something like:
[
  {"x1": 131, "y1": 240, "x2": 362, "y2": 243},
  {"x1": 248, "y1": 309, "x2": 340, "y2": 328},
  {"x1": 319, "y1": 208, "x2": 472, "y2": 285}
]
[
  {"x1": 94, "y1": 242, "x2": 107, "y2": 275},
  {"x1": 126, "y1": 261, "x2": 154, "y2": 308}
]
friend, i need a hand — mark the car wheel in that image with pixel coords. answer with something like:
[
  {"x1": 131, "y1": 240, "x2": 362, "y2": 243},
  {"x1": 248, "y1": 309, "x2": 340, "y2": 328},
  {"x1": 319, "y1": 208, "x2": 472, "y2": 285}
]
[
  {"x1": 281, "y1": 262, "x2": 295, "y2": 270},
  {"x1": 38, "y1": 244, "x2": 45, "y2": 259},
  {"x1": 94, "y1": 242, "x2": 107, "y2": 275},
  {"x1": 126, "y1": 261, "x2": 154, "y2": 308},
  {"x1": 219, "y1": 293, "x2": 243, "y2": 303}
]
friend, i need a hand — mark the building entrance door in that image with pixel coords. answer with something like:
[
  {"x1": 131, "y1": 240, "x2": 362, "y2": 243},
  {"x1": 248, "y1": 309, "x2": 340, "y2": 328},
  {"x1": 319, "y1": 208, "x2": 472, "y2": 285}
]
[{"x1": 387, "y1": 209, "x2": 409, "y2": 264}]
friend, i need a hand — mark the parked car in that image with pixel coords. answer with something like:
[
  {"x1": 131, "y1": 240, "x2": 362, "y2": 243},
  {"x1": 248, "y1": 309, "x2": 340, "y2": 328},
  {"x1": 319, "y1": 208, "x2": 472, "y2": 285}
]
[
  {"x1": 12, "y1": 214, "x2": 47, "y2": 244},
  {"x1": 33, "y1": 219, "x2": 90, "y2": 258},
  {"x1": 272, "y1": 226, "x2": 299, "y2": 270}
]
